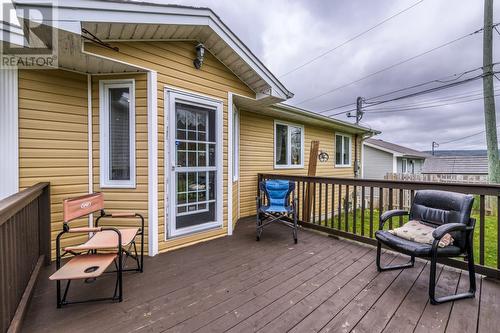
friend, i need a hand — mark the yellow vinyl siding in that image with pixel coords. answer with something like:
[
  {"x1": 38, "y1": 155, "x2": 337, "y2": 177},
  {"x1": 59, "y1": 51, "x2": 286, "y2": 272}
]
[
  {"x1": 18, "y1": 69, "x2": 89, "y2": 258},
  {"x1": 84, "y1": 41, "x2": 254, "y2": 252},
  {"x1": 92, "y1": 74, "x2": 148, "y2": 252},
  {"x1": 239, "y1": 110, "x2": 360, "y2": 218}
]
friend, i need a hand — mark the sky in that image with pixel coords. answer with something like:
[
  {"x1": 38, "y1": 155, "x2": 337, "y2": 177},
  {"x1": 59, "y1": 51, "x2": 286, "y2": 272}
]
[{"x1": 153, "y1": 0, "x2": 498, "y2": 152}]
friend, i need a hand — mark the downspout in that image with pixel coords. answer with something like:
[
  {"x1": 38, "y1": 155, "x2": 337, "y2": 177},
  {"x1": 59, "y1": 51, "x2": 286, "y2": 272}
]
[{"x1": 354, "y1": 134, "x2": 359, "y2": 178}]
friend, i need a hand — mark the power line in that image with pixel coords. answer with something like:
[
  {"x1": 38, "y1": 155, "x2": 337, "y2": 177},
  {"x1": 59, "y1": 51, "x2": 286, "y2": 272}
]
[
  {"x1": 439, "y1": 130, "x2": 488, "y2": 145},
  {"x1": 322, "y1": 71, "x2": 494, "y2": 117},
  {"x1": 439, "y1": 124, "x2": 500, "y2": 146},
  {"x1": 365, "y1": 66, "x2": 487, "y2": 102},
  {"x1": 365, "y1": 90, "x2": 484, "y2": 110},
  {"x1": 363, "y1": 70, "x2": 499, "y2": 109},
  {"x1": 317, "y1": 65, "x2": 488, "y2": 113},
  {"x1": 366, "y1": 92, "x2": 500, "y2": 114},
  {"x1": 278, "y1": 0, "x2": 425, "y2": 78},
  {"x1": 364, "y1": 87, "x2": 500, "y2": 110},
  {"x1": 294, "y1": 28, "x2": 484, "y2": 106}
]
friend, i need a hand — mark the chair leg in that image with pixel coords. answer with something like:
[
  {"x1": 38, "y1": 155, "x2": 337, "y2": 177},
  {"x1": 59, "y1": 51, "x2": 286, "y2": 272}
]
[
  {"x1": 376, "y1": 241, "x2": 414, "y2": 272},
  {"x1": 140, "y1": 229, "x2": 144, "y2": 273},
  {"x1": 118, "y1": 251, "x2": 123, "y2": 302},
  {"x1": 429, "y1": 245, "x2": 476, "y2": 305},
  {"x1": 293, "y1": 211, "x2": 298, "y2": 244},
  {"x1": 256, "y1": 213, "x2": 263, "y2": 241},
  {"x1": 56, "y1": 280, "x2": 62, "y2": 308}
]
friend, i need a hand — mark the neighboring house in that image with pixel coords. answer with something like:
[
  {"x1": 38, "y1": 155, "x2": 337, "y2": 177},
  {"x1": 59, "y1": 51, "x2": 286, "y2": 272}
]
[
  {"x1": 362, "y1": 138, "x2": 429, "y2": 179},
  {"x1": 422, "y1": 156, "x2": 489, "y2": 183},
  {"x1": 0, "y1": 1, "x2": 376, "y2": 257}
]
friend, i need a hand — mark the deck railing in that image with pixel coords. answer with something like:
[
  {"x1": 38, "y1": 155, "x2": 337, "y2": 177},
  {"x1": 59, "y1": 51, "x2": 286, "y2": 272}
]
[
  {"x1": 0, "y1": 183, "x2": 51, "y2": 333},
  {"x1": 258, "y1": 173, "x2": 500, "y2": 279}
]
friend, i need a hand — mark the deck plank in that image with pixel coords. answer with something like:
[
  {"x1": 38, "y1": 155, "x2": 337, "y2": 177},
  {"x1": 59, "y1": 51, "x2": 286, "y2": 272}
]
[
  {"x1": 224, "y1": 247, "x2": 375, "y2": 332},
  {"x1": 413, "y1": 266, "x2": 461, "y2": 333},
  {"x1": 352, "y1": 259, "x2": 426, "y2": 333},
  {"x1": 477, "y1": 278, "x2": 500, "y2": 333},
  {"x1": 19, "y1": 217, "x2": 500, "y2": 333},
  {"x1": 162, "y1": 242, "x2": 361, "y2": 332},
  {"x1": 445, "y1": 271, "x2": 481, "y2": 333},
  {"x1": 263, "y1": 252, "x2": 399, "y2": 333},
  {"x1": 382, "y1": 262, "x2": 443, "y2": 333}
]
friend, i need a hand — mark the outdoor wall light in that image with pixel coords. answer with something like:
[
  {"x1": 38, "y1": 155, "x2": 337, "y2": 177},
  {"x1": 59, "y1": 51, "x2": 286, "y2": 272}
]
[
  {"x1": 193, "y1": 43, "x2": 205, "y2": 69},
  {"x1": 318, "y1": 151, "x2": 329, "y2": 162}
]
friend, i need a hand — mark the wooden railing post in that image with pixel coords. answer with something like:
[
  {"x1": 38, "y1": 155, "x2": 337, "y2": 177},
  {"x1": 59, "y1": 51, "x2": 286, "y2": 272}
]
[
  {"x1": 0, "y1": 183, "x2": 50, "y2": 332},
  {"x1": 303, "y1": 141, "x2": 319, "y2": 223},
  {"x1": 38, "y1": 183, "x2": 51, "y2": 266}
]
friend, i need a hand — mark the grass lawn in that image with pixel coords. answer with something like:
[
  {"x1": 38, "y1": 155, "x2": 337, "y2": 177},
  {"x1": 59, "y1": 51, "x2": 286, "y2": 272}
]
[{"x1": 320, "y1": 209, "x2": 498, "y2": 268}]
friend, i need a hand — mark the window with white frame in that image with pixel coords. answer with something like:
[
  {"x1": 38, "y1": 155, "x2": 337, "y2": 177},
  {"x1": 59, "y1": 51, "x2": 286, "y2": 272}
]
[
  {"x1": 99, "y1": 80, "x2": 136, "y2": 188},
  {"x1": 232, "y1": 106, "x2": 239, "y2": 181},
  {"x1": 402, "y1": 158, "x2": 408, "y2": 173},
  {"x1": 335, "y1": 134, "x2": 351, "y2": 167},
  {"x1": 274, "y1": 121, "x2": 304, "y2": 168}
]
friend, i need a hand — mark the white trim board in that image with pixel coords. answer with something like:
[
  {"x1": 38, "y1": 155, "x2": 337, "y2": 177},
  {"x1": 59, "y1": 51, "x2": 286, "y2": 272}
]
[
  {"x1": 273, "y1": 120, "x2": 305, "y2": 170},
  {"x1": 227, "y1": 92, "x2": 234, "y2": 236},
  {"x1": 335, "y1": 133, "x2": 353, "y2": 168},
  {"x1": 98, "y1": 79, "x2": 137, "y2": 189},
  {"x1": 147, "y1": 71, "x2": 159, "y2": 256},
  {"x1": 0, "y1": 69, "x2": 19, "y2": 200},
  {"x1": 87, "y1": 74, "x2": 94, "y2": 228},
  {"x1": 164, "y1": 87, "x2": 224, "y2": 239}
]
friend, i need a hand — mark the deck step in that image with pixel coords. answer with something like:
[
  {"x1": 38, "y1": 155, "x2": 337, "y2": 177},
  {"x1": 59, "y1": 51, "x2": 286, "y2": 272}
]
[{"x1": 49, "y1": 254, "x2": 117, "y2": 281}]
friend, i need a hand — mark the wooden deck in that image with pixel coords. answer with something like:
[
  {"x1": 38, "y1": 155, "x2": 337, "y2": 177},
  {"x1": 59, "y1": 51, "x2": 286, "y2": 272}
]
[{"x1": 23, "y1": 217, "x2": 500, "y2": 333}]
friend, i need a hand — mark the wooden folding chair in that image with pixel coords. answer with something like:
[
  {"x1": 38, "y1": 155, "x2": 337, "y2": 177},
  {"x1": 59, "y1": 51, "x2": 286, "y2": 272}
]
[{"x1": 50, "y1": 192, "x2": 144, "y2": 307}]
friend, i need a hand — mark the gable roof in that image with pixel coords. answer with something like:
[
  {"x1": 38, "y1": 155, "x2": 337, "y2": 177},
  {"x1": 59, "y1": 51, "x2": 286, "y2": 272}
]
[
  {"x1": 364, "y1": 138, "x2": 429, "y2": 159},
  {"x1": 11, "y1": 0, "x2": 293, "y2": 100},
  {"x1": 422, "y1": 156, "x2": 489, "y2": 175}
]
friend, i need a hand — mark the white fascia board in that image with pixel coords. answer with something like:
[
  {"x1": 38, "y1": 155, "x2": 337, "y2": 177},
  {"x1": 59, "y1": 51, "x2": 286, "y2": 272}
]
[{"x1": 13, "y1": 0, "x2": 293, "y2": 100}]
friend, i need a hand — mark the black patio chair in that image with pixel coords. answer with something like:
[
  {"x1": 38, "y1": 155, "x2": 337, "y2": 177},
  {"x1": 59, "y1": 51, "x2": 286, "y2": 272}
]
[{"x1": 375, "y1": 189, "x2": 475, "y2": 305}]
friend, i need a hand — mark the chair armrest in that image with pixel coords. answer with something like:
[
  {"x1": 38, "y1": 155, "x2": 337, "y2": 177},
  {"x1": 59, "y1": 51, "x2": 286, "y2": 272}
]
[
  {"x1": 111, "y1": 212, "x2": 137, "y2": 218},
  {"x1": 67, "y1": 227, "x2": 102, "y2": 233},
  {"x1": 432, "y1": 223, "x2": 466, "y2": 240},
  {"x1": 379, "y1": 209, "x2": 409, "y2": 229}
]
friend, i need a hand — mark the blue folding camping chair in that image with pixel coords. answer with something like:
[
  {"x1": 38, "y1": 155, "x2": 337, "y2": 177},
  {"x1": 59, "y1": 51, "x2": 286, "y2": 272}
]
[{"x1": 256, "y1": 179, "x2": 298, "y2": 243}]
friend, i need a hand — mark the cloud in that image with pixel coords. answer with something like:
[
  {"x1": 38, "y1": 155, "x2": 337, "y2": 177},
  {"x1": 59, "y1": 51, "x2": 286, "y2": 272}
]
[{"x1": 150, "y1": 0, "x2": 499, "y2": 152}]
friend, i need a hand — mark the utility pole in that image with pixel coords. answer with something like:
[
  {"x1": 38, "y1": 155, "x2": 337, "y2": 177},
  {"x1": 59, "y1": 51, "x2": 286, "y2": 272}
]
[
  {"x1": 348, "y1": 96, "x2": 364, "y2": 124},
  {"x1": 432, "y1": 141, "x2": 439, "y2": 156},
  {"x1": 483, "y1": 0, "x2": 499, "y2": 182}
]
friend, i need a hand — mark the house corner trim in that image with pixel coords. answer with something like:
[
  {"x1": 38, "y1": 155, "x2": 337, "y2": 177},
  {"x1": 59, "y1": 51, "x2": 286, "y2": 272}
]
[{"x1": 148, "y1": 71, "x2": 159, "y2": 256}]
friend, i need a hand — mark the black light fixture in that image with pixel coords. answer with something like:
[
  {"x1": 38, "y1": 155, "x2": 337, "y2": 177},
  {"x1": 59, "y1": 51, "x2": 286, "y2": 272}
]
[{"x1": 193, "y1": 43, "x2": 205, "y2": 69}]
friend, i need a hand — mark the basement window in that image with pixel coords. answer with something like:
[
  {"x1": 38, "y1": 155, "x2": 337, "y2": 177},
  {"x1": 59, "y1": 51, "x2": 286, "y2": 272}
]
[
  {"x1": 99, "y1": 80, "x2": 136, "y2": 188},
  {"x1": 335, "y1": 133, "x2": 351, "y2": 167},
  {"x1": 274, "y1": 121, "x2": 304, "y2": 169}
]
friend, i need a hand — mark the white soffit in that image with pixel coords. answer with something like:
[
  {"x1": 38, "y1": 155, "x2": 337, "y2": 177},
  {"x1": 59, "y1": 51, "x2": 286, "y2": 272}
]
[
  {"x1": 233, "y1": 95, "x2": 377, "y2": 135},
  {"x1": 12, "y1": 0, "x2": 293, "y2": 100}
]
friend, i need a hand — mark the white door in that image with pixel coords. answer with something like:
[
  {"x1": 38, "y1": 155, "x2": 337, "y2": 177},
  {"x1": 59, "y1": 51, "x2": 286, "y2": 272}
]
[{"x1": 165, "y1": 89, "x2": 223, "y2": 237}]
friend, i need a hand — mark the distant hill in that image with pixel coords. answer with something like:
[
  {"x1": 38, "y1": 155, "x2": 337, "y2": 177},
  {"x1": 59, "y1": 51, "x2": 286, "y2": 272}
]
[{"x1": 423, "y1": 150, "x2": 490, "y2": 157}]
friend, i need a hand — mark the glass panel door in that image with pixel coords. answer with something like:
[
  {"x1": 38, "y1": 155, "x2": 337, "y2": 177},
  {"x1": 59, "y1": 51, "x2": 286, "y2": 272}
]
[{"x1": 173, "y1": 102, "x2": 217, "y2": 231}]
